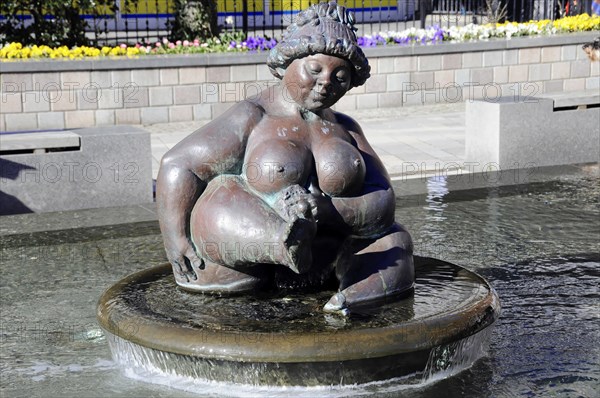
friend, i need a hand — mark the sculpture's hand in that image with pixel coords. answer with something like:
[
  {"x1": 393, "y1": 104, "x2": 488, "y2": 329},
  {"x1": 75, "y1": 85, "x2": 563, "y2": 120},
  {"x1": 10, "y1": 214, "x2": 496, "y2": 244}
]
[
  {"x1": 273, "y1": 185, "x2": 318, "y2": 274},
  {"x1": 275, "y1": 184, "x2": 318, "y2": 223},
  {"x1": 165, "y1": 236, "x2": 205, "y2": 282}
]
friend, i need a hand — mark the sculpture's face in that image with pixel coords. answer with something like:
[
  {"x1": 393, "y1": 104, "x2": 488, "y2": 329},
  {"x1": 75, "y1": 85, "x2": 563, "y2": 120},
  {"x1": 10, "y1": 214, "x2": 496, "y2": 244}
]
[{"x1": 283, "y1": 53, "x2": 352, "y2": 111}]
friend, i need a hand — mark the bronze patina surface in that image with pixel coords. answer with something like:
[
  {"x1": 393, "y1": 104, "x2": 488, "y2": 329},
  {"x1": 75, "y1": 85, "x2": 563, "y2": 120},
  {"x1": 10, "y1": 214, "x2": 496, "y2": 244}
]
[
  {"x1": 97, "y1": 257, "x2": 500, "y2": 385},
  {"x1": 155, "y1": 2, "x2": 414, "y2": 312}
]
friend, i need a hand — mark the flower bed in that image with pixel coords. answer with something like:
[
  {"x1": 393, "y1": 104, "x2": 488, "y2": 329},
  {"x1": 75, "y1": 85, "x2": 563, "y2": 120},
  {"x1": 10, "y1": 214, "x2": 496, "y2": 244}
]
[{"x1": 1, "y1": 14, "x2": 598, "y2": 60}]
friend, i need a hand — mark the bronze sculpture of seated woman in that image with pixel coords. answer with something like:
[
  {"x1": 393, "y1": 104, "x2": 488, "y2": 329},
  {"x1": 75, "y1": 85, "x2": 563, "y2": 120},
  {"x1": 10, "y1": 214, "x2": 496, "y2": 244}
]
[{"x1": 156, "y1": 2, "x2": 414, "y2": 313}]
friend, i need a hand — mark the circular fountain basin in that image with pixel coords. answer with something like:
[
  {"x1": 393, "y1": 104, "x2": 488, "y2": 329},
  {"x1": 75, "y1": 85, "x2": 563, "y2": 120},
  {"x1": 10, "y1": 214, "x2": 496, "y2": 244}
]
[{"x1": 97, "y1": 257, "x2": 500, "y2": 387}]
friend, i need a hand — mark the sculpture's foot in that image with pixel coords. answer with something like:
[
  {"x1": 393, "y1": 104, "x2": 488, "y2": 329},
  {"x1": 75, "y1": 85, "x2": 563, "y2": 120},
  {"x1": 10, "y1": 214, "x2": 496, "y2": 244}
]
[
  {"x1": 281, "y1": 217, "x2": 316, "y2": 274},
  {"x1": 174, "y1": 260, "x2": 265, "y2": 294},
  {"x1": 324, "y1": 223, "x2": 415, "y2": 314}
]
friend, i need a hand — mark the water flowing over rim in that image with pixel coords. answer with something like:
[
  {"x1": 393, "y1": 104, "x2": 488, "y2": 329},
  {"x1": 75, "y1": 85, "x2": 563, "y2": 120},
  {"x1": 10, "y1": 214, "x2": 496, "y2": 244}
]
[{"x1": 97, "y1": 257, "x2": 500, "y2": 363}]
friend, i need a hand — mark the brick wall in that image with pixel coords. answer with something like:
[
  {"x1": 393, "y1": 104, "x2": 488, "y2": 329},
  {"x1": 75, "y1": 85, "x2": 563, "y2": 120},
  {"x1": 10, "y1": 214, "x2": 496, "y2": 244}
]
[{"x1": 1, "y1": 33, "x2": 598, "y2": 132}]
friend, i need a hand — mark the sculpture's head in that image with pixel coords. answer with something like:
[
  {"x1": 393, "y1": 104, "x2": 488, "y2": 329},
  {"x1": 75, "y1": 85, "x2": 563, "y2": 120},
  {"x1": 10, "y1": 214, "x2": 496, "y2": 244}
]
[{"x1": 267, "y1": 2, "x2": 370, "y2": 89}]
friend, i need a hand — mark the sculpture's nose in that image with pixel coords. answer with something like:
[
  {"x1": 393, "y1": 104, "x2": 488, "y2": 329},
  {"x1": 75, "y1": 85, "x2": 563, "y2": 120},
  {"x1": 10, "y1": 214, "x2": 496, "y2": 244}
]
[{"x1": 316, "y1": 76, "x2": 331, "y2": 93}]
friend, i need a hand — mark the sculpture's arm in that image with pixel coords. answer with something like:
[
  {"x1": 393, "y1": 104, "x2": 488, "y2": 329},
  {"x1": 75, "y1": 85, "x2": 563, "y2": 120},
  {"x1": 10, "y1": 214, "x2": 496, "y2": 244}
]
[
  {"x1": 156, "y1": 101, "x2": 264, "y2": 278},
  {"x1": 314, "y1": 112, "x2": 396, "y2": 237}
]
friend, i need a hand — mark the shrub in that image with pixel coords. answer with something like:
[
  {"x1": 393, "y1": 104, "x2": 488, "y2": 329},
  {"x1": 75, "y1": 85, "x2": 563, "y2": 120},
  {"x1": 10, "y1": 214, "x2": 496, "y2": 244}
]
[
  {"x1": 0, "y1": 0, "x2": 120, "y2": 47},
  {"x1": 169, "y1": 0, "x2": 218, "y2": 42}
]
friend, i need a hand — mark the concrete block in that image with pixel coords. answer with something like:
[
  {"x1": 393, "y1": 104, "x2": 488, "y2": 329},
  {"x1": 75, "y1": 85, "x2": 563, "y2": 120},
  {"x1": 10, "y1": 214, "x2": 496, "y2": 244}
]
[
  {"x1": 503, "y1": 49, "x2": 518, "y2": 65},
  {"x1": 551, "y1": 62, "x2": 571, "y2": 79},
  {"x1": 169, "y1": 105, "x2": 193, "y2": 122},
  {"x1": 519, "y1": 48, "x2": 541, "y2": 64},
  {"x1": 218, "y1": 82, "x2": 245, "y2": 103},
  {"x1": 466, "y1": 94, "x2": 600, "y2": 169},
  {"x1": 470, "y1": 68, "x2": 494, "y2": 85},
  {"x1": 591, "y1": 61, "x2": 599, "y2": 77},
  {"x1": 193, "y1": 104, "x2": 212, "y2": 120},
  {"x1": 131, "y1": 69, "x2": 160, "y2": 87},
  {"x1": 493, "y1": 66, "x2": 509, "y2": 84},
  {"x1": 586, "y1": 77, "x2": 599, "y2": 91},
  {"x1": 91, "y1": 71, "x2": 113, "y2": 88},
  {"x1": 394, "y1": 56, "x2": 417, "y2": 72},
  {"x1": 1, "y1": 131, "x2": 79, "y2": 152},
  {"x1": 22, "y1": 94, "x2": 51, "y2": 113},
  {"x1": 257, "y1": 65, "x2": 274, "y2": 81},
  {"x1": 463, "y1": 52, "x2": 482, "y2": 68},
  {"x1": 98, "y1": 88, "x2": 124, "y2": 109},
  {"x1": 111, "y1": 70, "x2": 132, "y2": 86},
  {"x1": 0, "y1": 126, "x2": 152, "y2": 214},
  {"x1": 65, "y1": 110, "x2": 95, "y2": 128},
  {"x1": 410, "y1": 72, "x2": 435, "y2": 90},
  {"x1": 434, "y1": 70, "x2": 454, "y2": 87},
  {"x1": 206, "y1": 66, "x2": 230, "y2": 83},
  {"x1": 95, "y1": 109, "x2": 116, "y2": 126},
  {"x1": 1, "y1": 92, "x2": 23, "y2": 113},
  {"x1": 32, "y1": 73, "x2": 60, "y2": 89},
  {"x1": 61, "y1": 71, "x2": 91, "y2": 87},
  {"x1": 368, "y1": 58, "x2": 378, "y2": 74},
  {"x1": 174, "y1": 85, "x2": 201, "y2": 105},
  {"x1": 4, "y1": 113, "x2": 38, "y2": 131},
  {"x1": 357, "y1": 93, "x2": 378, "y2": 109},
  {"x1": 38, "y1": 112, "x2": 65, "y2": 130},
  {"x1": 201, "y1": 82, "x2": 220, "y2": 103},
  {"x1": 180, "y1": 67, "x2": 206, "y2": 84},
  {"x1": 541, "y1": 46, "x2": 561, "y2": 62},
  {"x1": 564, "y1": 78, "x2": 586, "y2": 91},
  {"x1": 561, "y1": 45, "x2": 577, "y2": 61},
  {"x1": 509, "y1": 65, "x2": 528, "y2": 83},
  {"x1": 442, "y1": 53, "x2": 462, "y2": 70},
  {"x1": 115, "y1": 108, "x2": 141, "y2": 124},
  {"x1": 543, "y1": 80, "x2": 563, "y2": 93},
  {"x1": 378, "y1": 57, "x2": 394, "y2": 73},
  {"x1": 528, "y1": 63, "x2": 551, "y2": 81},
  {"x1": 160, "y1": 69, "x2": 179, "y2": 85},
  {"x1": 51, "y1": 91, "x2": 77, "y2": 112},
  {"x1": 149, "y1": 86, "x2": 173, "y2": 106},
  {"x1": 141, "y1": 106, "x2": 169, "y2": 125},
  {"x1": 76, "y1": 88, "x2": 99, "y2": 110},
  {"x1": 365, "y1": 74, "x2": 386, "y2": 93},
  {"x1": 231, "y1": 65, "x2": 257, "y2": 82},
  {"x1": 1, "y1": 73, "x2": 33, "y2": 91},
  {"x1": 124, "y1": 86, "x2": 148, "y2": 108},
  {"x1": 418, "y1": 55, "x2": 442, "y2": 71},
  {"x1": 570, "y1": 60, "x2": 590, "y2": 78},
  {"x1": 483, "y1": 51, "x2": 503, "y2": 67},
  {"x1": 454, "y1": 69, "x2": 470, "y2": 86},
  {"x1": 332, "y1": 94, "x2": 356, "y2": 111},
  {"x1": 378, "y1": 92, "x2": 403, "y2": 108}
]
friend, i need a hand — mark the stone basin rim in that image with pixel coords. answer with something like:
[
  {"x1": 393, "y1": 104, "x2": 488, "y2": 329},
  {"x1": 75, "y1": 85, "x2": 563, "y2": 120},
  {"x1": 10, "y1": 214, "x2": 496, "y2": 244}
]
[{"x1": 97, "y1": 257, "x2": 500, "y2": 363}]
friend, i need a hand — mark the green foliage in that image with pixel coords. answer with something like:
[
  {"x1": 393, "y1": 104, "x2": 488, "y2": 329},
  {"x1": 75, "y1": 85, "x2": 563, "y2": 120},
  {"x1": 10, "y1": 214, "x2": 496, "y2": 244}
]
[
  {"x1": 169, "y1": 0, "x2": 219, "y2": 42},
  {"x1": 0, "y1": 0, "x2": 119, "y2": 47}
]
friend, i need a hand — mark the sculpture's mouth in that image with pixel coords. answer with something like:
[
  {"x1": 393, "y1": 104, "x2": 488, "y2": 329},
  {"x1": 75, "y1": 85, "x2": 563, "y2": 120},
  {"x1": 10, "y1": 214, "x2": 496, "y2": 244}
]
[{"x1": 311, "y1": 89, "x2": 328, "y2": 101}]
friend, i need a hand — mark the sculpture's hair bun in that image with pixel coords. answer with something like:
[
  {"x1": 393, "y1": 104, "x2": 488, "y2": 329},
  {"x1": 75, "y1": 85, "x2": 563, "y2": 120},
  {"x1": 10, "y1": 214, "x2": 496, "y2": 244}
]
[{"x1": 267, "y1": 2, "x2": 370, "y2": 88}]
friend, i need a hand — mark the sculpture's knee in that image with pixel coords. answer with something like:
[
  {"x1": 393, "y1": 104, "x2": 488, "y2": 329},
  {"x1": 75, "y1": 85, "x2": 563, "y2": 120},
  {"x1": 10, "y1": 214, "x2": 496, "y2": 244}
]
[{"x1": 388, "y1": 223, "x2": 414, "y2": 254}]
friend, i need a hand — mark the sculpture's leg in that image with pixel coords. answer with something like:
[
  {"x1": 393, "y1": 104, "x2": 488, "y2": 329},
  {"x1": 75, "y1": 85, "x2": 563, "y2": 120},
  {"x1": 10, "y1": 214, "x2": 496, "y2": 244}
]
[
  {"x1": 324, "y1": 223, "x2": 414, "y2": 312},
  {"x1": 182, "y1": 176, "x2": 315, "y2": 293}
]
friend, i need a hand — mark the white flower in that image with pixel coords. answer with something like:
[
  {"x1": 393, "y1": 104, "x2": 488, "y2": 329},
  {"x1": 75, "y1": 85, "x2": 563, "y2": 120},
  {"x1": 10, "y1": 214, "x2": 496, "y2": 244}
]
[{"x1": 225, "y1": 16, "x2": 234, "y2": 25}]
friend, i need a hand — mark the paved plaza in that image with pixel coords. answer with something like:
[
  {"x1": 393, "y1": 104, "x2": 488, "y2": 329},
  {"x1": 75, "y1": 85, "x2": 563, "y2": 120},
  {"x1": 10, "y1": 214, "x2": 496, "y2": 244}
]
[{"x1": 144, "y1": 102, "x2": 466, "y2": 181}]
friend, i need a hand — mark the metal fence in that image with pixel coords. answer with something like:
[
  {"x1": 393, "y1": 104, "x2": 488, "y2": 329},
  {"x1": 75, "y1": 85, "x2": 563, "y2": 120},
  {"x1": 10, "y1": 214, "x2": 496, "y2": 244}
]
[{"x1": 4, "y1": 0, "x2": 597, "y2": 45}]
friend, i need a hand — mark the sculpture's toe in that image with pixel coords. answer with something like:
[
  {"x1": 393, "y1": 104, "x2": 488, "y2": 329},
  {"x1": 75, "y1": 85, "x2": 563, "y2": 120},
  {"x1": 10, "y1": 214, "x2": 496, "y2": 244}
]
[{"x1": 323, "y1": 292, "x2": 347, "y2": 312}]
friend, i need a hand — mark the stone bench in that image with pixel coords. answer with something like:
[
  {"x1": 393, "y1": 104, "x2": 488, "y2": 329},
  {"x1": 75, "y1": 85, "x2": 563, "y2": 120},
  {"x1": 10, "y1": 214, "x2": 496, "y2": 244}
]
[
  {"x1": 0, "y1": 126, "x2": 152, "y2": 215},
  {"x1": 465, "y1": 90, "x2": 600, "y2": 170}
]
